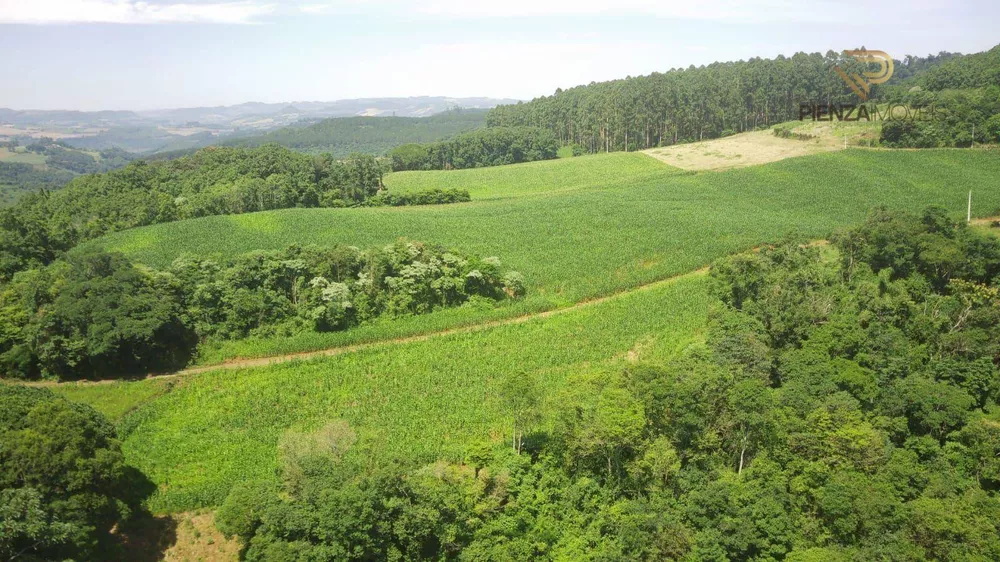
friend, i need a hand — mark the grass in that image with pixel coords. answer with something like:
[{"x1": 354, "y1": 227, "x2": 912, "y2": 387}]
[
  {"x1": 86, "y1": 149, "x2": 1000, "y2": 364},
  {"x1": 71, "y1": 271, "x2": 713, "y2": 513}
]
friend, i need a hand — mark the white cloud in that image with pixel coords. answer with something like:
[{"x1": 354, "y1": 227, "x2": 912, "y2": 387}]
[{"x1": 0, "y1": 0, "x2": 277, "y2": 24}]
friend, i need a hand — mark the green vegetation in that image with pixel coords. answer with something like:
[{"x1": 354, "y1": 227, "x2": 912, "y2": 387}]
[
  {"x1": 85, "y1": 272, "x2": 712, "y2": 513},
  {"x1": 213, "y1": 208, "x2": 1000, "y2": 560},
  {"x1": 388, "y1": 126, "x2": 558, "y2": 171},
  {"x1": 0, "y1": 142, "x2": 135, "y2": 205},
  {"x1": 223, "y1": 109, "x2": 488, "y2": 156},
  {"x1": 385, "y1": 151, "x2": 669, "y2": 199},
  {"x1": 486, "y1": 45, "x2": 1000, "y2": 153},
  {"x1": 0, "y1": 384, "x2": 153, "y2": 560},
  {"x1": 86, "y1": 149, "x2": 1000, "y2": 364},
  {"x1": 362, "y1": 187, "x2": 470, "y2": 207},
  {"x1": 485, "y1": 50, "x2": 973, "y2": 151},
  {"x1": 0, "y1": 161, "x2": 74, "y2": 205},
  {"x1": 0, "y1": 146, "x2": 395, "y2": 283},
  {"x1": 904, "y1": 44, "x2": 1000, "y2": 90},
  {"x1": 64, "y1": 125, "x2": 215, "y2": 153},
  {"x1": 51, "y1": 378, "x2": 175, "y2": 421},
  {"x1": 1, "y1": 241, "x2": 519, "y2": 380},
  {"x1": 881, "y1": 87, "x2": 1000, "y2": 147},
  {"x1": 8, "y1": 39, "x2": 1000, "y2": 562}
]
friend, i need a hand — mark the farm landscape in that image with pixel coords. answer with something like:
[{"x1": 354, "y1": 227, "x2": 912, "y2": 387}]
[{"x1": 4, "y1": 16, "x2": 1000, "y2": 562}]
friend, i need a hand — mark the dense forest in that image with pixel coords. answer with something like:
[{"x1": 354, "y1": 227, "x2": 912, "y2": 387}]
[
  {"x1": 0, "y1": 161, "x2": 74, "y2": 205},
  {"x1": 486, "y1": 46, "x2": 1000, "y2": 151},
  {"x1": 904, "y1": 46, "x2": 1000, "y2": 91},
  {"x1": 880, "y1": 87, "x2": 1000, "y2": 148},
  {"x1": 215, "y1": 208, "x2": 1000, "y2": 560},
  {"x1": 389, "y1": 126, "x2": 559, "y2": 171},
  {"x1": 221, "y1": 109, "x2": 488, "y2": 156}
]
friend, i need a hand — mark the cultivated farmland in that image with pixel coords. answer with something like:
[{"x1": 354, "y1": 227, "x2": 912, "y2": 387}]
[
  {"x1": 88, "y1": 148, "x2": 1000, "y2": 362},
  {"x1": 54, "y1": 271, "x2": 713, "y2": 512}
]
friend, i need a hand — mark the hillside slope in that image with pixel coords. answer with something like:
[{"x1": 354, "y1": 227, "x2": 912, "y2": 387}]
[{"x1": 88, "y1": 149, "x2": 1000, "y2": 362}]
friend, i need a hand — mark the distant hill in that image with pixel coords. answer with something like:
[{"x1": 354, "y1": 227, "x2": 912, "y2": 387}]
[
  {"x1": 218, "y1": 108, "x2": 489, "y2": 156},
  {"x1": 135, "y1": 96, "x2": 519, "y2": 126},
  {"x1": 0, "y1": 96, "x2": 518, "y2": 154}
]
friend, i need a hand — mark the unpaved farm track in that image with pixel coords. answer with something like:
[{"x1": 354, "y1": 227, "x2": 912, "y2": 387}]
[
  {"x1": 23, "y1": 239, "x2": 839, "y2": 387},
  {"x1": 23, "y1": 267, "x2": 710, "y2": 387}
]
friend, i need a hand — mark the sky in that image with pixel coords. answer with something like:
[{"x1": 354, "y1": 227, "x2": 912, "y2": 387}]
[{"x1": 1, "y1": 0, "x2": 998, "y2": 111}]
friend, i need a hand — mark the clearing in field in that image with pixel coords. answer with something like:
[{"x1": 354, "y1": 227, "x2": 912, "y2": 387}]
[
  {"x1": 643, "y1": 129, "x2": 840, "y2": 170},
  {"x1": 643, "y1": 119, "x2": 883, "y2": 170}
]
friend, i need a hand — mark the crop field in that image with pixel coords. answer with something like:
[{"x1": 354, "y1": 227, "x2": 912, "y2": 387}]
[
  {"x1": 384, "y1": 151, "x2": 674, "y2": 199},
  {"x1": 87, "y1": 148, "x2": 1000, "y2": 363},
  {"x1": 64, "y1": 272, "x2": 712, "y2": 513},
  {"x1": 50, "y1": 378, "x2": 175, "y2": 421}
]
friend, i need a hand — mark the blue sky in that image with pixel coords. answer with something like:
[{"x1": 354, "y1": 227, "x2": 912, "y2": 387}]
[{"x1": 1, "y1": 0, "x2": 998, "y2": 111}]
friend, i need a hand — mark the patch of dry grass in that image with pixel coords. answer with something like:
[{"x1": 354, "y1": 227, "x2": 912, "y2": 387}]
[{"x1": 643, "y1": 130, "x2": 839, "y2": 170}]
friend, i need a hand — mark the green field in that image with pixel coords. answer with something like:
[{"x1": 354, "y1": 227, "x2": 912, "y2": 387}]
[
  {"x1": 56, "y1": 146, "x2": 1000, "y2": 514},
  {"x1": 384, "y1": 151, "x2": 674, "y2": 199},
  {"x1": 54, "y1": 272, "x2": 712, "y2": 512},
  {"x1": 0, "y1": 147, "x2": 48, "y2": 167},
  {"x1": 88, "y1": 149, "x2": 1000, "y2": 363}
]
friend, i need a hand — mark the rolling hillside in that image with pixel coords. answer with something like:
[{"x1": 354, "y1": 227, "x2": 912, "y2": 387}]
[
  {"x1": 55, "y1": 271, "x2": 712, "y2": 512},
  {"x1": 219, "y1": 108, "x2": 490, "y2": 156},
  {"x1": 84, "y1": 148, "x2": 1000, "y2": 365}
]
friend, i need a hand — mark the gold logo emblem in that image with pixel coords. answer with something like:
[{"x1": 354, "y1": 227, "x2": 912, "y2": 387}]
[{"x1": 834, "y1": 50, "x2": 893, "y2": 101}]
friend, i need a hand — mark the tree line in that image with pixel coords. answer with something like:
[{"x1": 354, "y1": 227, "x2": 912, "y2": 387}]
[
  {"x1": 0, "y1": 240, "x2": 523, "y2": 380},
  {"x1": 879, "y1": 46, "x2": 1000, "y2": 147},
  {"x1": 222, "y1": 108, "x2": 489, "y2": 157},
  {"x1": 216, "y1": 207, "x2": 1000, "y2": 560},
  {"x1": 484, "y1": 47, "x2": 998, "y2": 152},
  {"x1": 388, "y1": 126, "x2": 559, "y2": 171}
]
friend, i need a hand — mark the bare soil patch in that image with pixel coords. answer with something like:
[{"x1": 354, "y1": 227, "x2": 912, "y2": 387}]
[{"x1": 643, "y1": 130, "x2": 841, "y2": 171}]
